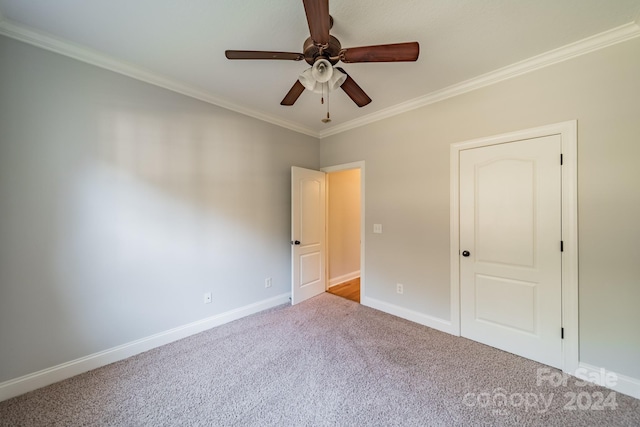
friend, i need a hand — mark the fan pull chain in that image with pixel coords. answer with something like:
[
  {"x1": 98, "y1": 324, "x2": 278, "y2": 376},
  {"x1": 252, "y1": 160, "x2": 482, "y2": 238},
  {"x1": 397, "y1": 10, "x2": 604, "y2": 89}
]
[{"x1": 322, "y1": 83, "x2": 331, "y2": 123}]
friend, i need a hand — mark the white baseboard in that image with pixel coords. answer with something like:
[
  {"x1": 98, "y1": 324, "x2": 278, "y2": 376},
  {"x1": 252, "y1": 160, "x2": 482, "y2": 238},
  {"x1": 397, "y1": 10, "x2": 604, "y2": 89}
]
[
  {"x1": 4, "y1": 293, "x2": 638, "y2": 404},
  {"x1": 0, "y1": 293, "x2": 291, "y2": 402},
  {"x1": 575, "y1": 362, "x2": 640, "y2": 400},
  {"x1": 362, "y1": 296, "x2": 456, "y2": 335},
  {"x1": 328, "y1": 270, "x2": 360, "y2": 288}
]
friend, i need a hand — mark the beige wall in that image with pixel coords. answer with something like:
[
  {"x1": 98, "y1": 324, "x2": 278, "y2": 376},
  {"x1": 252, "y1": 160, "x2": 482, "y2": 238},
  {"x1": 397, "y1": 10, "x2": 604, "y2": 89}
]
[
  {"x1": 0, "y1": 36, "x2": 318, "y2": 383},
  {"x1": 320, "y1": 37, "x2": 640, "y2": 379},
  {"x1": 328, "y1": 169, "x2": 361, "y2": 284}
]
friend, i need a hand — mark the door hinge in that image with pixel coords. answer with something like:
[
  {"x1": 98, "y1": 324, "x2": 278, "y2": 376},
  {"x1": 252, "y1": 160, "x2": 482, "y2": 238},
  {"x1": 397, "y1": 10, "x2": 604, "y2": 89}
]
[
  {"x1": 561, "y1": 327, "x2": 565, "y2": 339},
  {"x1": 560, "y1": 154, "x2": 564, "y2": 165},
  {"x1": 561, "y1": 241, "x2": 564, "y2": 252}
]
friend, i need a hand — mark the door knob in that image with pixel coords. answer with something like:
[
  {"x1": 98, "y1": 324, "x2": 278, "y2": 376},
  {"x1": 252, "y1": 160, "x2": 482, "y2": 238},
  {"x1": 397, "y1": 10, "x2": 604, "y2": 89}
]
[
  {"x1": 291, "y1": 240, "x2": 301, "y2": 245},
  {"x1": 462, "y1": 250, "x2": 470, "y2": 257}
]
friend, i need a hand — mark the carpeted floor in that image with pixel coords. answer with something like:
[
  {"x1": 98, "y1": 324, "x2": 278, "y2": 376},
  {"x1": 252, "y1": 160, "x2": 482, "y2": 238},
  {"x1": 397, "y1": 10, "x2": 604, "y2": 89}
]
[{"x1": 1, "y1": 293, "x2": 639, "y2": 426}]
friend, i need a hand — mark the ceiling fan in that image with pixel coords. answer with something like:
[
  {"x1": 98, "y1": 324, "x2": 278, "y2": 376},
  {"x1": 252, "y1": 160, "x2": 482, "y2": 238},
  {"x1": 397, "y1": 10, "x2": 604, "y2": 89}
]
[{"x1": 225, "y1": 0, "x2": 419, "y2": 111}]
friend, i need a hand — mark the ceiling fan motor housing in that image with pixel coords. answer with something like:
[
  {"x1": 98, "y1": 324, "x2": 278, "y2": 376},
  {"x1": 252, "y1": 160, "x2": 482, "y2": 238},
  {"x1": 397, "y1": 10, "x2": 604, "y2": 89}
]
[{"x1": 303, "y1": 35, "x2": 342, "y2": 65}]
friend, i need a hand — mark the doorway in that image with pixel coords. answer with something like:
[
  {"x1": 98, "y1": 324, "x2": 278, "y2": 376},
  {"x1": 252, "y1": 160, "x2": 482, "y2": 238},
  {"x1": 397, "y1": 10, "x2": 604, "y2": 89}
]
[
  {"x1": 322, "y1": 162, "x2": 364, "y2": 304},
  {"x1": 290, "y1": 162, "x2": 365, "y2": 305}
]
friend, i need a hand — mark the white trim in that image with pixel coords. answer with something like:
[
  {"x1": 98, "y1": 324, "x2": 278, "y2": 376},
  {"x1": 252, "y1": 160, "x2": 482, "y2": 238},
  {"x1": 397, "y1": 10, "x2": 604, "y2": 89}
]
[
  {"x1": 318, "y1": 22, "x2": 640, "y2": 139},
  {"x1": 322, "y1": 161, "x2": 366, "y2": 173},
  {"x1": 0, "y1": 16, "x2": 638, "y2": 140},
  {"x1": 449, "y1": 120, "x2": 579, "y2": 374},
  {"x1": 362, "y1": 297, "x2": 455, "y2": 335},
  {"x1": 449, "y1": 146, "x2": 462, "y2": 335},
  {"x1": 0, "y1": 293, "x2": 290, "y2": 403},
  {"x1": 0, "y1": 19, "x2": 317, "y2": 138},
  {"x1": 321, "y1": 161, "x2": 365, "y2": 301},
  {"x1": 576, "y1": 362, "x2": 640, "y2": 400},
  {"x1": 328, "y1": 270, "x2": 361, "y2": 288},
  {"x1": 560, "y1": 122, "x2": 579, "y2": 374}
]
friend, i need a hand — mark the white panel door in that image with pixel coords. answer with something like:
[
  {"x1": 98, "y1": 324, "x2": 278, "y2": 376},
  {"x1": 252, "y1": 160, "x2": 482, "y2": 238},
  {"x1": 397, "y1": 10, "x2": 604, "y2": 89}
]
[
  {"x1": 291, "y1": 167, "x2": 326, "y2": 305},
  {"x1": 460, "y1": 135, "x2": 562, "y2": 368}
]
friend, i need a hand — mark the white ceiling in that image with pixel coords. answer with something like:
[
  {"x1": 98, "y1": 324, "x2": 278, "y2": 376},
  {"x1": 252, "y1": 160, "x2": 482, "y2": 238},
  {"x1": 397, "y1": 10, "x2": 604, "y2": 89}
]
[{"x1": 1, "y1": 0, "x2": 639, "y2": 137}]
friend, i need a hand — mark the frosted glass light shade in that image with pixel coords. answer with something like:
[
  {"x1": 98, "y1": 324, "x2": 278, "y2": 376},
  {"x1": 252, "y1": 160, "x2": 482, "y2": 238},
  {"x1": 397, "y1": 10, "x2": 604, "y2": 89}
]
[
  {"x1": 311, "y1": 59, "x2": 332, "y2": 83},
  {"x1": 298, "y1": 64, "x2": 347, "y2": 94},
  {"x1": 329, "y1": 68, "x2": 347, "y2": 91}
]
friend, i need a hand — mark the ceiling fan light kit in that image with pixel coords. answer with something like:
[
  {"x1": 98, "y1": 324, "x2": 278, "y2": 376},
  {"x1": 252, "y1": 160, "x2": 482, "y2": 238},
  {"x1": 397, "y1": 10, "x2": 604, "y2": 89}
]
[
  {"x1": 299, "y1": 60, "x2": 346, "y2": 93},
  {"x1": 225, "y1": 0, "x2": 419, "y2": 121}
]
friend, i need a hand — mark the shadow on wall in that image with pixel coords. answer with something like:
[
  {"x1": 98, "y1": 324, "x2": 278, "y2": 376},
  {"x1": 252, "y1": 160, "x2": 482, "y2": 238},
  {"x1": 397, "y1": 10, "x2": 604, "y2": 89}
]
[
  {"x1": 39, "y1": 107, "x2": 291, "y2": 350},
  {"x1": 1, "y1": 107, "x2": 290, "y2": 380},
  {"x1": 53, "y1": 107, "x2": 292, "y2": 313},
  {"x1": 0, "y1": 35, "x2": 319, "y2": 384}
]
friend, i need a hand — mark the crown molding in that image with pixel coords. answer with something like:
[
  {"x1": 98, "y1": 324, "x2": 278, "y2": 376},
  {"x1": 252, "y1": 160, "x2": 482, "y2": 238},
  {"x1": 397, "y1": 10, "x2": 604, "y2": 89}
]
[
  {"x1": 0, "y1": 18, "x2": 319, "y2": 138},
  {"x1": 1, "y1": 14, "x2": 638, "y2": 140},
  {"x1": 319, "y1": 21, "x2": 640, "y2": 139}
]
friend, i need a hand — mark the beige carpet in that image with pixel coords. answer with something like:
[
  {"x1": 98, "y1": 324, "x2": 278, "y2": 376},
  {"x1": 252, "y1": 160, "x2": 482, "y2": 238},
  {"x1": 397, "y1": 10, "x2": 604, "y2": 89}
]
[{"x1": 1, "y1": 293, "x2": 639, "y2": 426}]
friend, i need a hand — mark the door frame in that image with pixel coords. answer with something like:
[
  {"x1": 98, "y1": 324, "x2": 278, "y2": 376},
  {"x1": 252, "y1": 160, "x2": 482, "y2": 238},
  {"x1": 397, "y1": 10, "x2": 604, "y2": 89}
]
[
  {"x1": 449, "y1": 120, "x2": 578, "y2": 373},
  {"x1": 321, "y1": 161, "x2": 366, "y2": 301}
]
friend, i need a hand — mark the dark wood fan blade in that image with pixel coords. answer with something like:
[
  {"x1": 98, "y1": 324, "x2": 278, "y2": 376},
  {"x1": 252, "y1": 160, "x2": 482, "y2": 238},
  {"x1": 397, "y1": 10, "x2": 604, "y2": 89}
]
[
  {"x1": 225, "y1": 50, "x2": 304, "y2": 61},
  {"x1": 341, "y1": 42, "x2": 419, "y2": 63},
  {"x1": 281, "y1": 80, "x2": 306, "y2": 106},
  {"x1": 336, "y1": 68, "x2": 371, "y2": 107},
  {"x1": 303, "y1": 0, "x2": 330, "y2": 45}
]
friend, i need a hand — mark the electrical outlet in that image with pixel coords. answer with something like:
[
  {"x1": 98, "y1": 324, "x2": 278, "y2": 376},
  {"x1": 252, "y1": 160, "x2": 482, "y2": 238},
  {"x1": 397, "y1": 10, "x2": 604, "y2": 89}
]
[
  {"x1": 396, "y1": 283, "x2": 404, "y2": 294},
  {"x1": 204, "y1": 292, "x2": 212, "y2": 304},
  {"x1": 265, "y1": 278, "x2": 272, "y2": 288}
]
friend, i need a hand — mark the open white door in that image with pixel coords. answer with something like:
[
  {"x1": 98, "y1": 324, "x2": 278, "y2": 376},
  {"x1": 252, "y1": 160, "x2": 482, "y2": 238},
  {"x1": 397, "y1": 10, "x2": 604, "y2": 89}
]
[{"x1": 291, "y1": 166, "x2": 326, "y2": 305}]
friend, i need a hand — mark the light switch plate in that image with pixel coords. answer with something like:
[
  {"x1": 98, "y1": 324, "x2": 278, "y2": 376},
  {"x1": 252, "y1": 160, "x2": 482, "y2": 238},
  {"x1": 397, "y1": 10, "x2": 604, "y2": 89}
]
[{"x1": 373, "y1": 224, "x2": 383, "y2": 234}]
